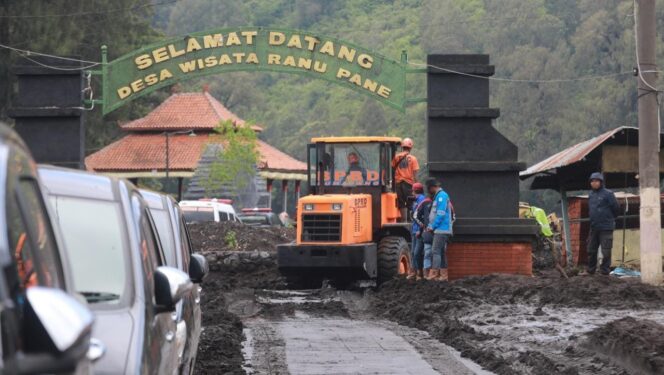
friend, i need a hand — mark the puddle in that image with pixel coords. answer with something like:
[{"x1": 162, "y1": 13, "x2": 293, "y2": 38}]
[{"x1": 241, "y1": 328, "x2": 254, "y2": 374}]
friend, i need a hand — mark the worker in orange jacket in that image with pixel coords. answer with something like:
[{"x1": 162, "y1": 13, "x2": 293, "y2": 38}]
[{"x1": 392, "y1": 138, "x2": 420, "y2": 221}]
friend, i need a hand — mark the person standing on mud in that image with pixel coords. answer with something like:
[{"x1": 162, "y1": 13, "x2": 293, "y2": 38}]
[
  {"x1": 407, "y1": 183, "x2": 426, "y2": 280},
  {"x1": 426, "y1": 178, "x2": 453, "y2": 281},
  {"x1": 392, "y1": 138, "x2": 419, "y2": 221},
  {"x1": 580, "y1": 172, "x2": 620, "y2": 276}
]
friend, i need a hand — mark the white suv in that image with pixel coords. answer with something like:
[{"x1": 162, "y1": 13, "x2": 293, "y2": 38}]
[{"x1": 179, "y1": 199, "x2": 240, "y2": 223}]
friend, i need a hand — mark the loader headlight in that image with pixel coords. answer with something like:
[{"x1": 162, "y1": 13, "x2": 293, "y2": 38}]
[
  {"x1": 304, "y1": 203, "x2": 315, "y2": 211},
  {"x1": 332, "y1": 203, "x2": 343, "y2": 211}
]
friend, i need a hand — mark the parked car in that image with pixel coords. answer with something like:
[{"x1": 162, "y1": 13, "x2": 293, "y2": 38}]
[
  {"x1": 140, "y1": 189, "x2": 208, "y2": 374},
  {"x1": 0, "y1": 125, "x2": 96, "y2": 374},
  {"x1": 179, "y1": 199, "x2": 240, "y2": 223},
  {"x1": 40, "y1": 165, "x2": 192, "y2": 375},
  {"x1": 238, "y1": 208, "x2": 284, "y2": 227}
]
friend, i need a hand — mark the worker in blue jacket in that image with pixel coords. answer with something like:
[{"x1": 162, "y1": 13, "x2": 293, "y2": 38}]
[
  {"x1": 580, "y1": 172, "x2": 620, "y2": 276},
  {"x1": 425, "y1": 178, "x2": 453, "y2": 281},
  {"x1": 407, "y1": 183, "x2": 426, "y2": 280}
]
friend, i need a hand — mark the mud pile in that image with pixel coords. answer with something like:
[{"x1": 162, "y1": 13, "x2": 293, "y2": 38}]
[
  {"x1": 377, "y1": 273, "x2": 664, "y2": 310},
  {"x1": 188, "y1": 221, "x2": 295, "y2": 253},
  {"x1": 587, "y1": 317, "x2": 664, "y2": 375},
  {"x1": 372, "y1": 274, "x2": 664, "y2": 374},
  {"x1": 195, "y1": 288, "x2": 244, "y2": 375}
]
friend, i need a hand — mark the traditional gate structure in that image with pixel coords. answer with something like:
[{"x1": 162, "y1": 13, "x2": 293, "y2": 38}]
[{"x1": 9, "y1": 27, "x2": 539, "y2": 278}]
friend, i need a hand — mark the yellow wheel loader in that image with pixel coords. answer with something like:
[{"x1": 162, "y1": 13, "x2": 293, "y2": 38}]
[{"x1": 277, "y1": 137, "x2": 412, "y2": 284}]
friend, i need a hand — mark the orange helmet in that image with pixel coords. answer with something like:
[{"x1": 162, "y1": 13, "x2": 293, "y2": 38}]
[{"x1": 401, "y1": 138, "x2": 413, "y2": 149}]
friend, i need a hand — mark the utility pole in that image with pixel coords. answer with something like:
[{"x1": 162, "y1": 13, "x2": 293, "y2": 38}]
[{"x1": 636, "y1": 0, "x2": 662, "y2": 285}]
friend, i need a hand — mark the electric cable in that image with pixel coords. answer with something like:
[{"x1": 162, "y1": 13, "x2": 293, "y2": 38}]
[
  {"x1": 0, "y1": 43, "x2": 102, "y2": 64},
  {"x1": 632, "y1": 0, "x2": 662, "y2": 141},
  {"x1": 0, "y1": 0, "x2": 179, "y2": 19},
  {"x1": 408, "y1": 61, "x2": 633, "y2": 83}
]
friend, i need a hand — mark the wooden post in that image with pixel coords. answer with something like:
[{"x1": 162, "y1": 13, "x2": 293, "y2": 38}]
[
  {"x1": 267, "y1": 179, "x2": 273, "y2": 209},
  {"x1": 282, "y1": 180, "x2": 288, "y2": 213},
  {"x1": 559, "y1": 187, "x2": 573, "y2": 267},
  {"x1": 177, "y1": 177, "x2": 183, "y2": 202}
]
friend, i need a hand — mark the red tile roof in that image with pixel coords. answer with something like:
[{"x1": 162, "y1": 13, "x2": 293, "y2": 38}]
[
  {"x1": 85, "y1": 133, "x2": 306, "y2": 173},
  {"x1": 257, "y1": 140, "x2": 307, "y2": 172},
  {"x1": 120, "y1": 92, "x2": 263, "y2": 132}
]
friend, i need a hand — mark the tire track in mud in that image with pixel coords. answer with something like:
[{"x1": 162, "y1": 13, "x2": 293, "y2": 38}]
[
  {"x1": 229, "y1": 287, "x2": 490, "y2": 374},
  {"x1": 371, "y1": 275, "x2": 664, "y2": 375}
]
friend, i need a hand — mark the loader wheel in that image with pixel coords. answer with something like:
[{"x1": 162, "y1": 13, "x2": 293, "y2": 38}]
[{"x1": 377, "y1": 236, "x2": 411, "y2": 284}]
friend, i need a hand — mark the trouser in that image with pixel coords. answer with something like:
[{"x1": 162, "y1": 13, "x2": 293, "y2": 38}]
[
  {"x1": 396, "y1": 181, "x2": 413, "y2": 209},
  {"x1": 587, "y1": 229, "x2": 613, "y2": 275},
  {"x1": 432, "y1": 233, "x2": 449, "y2": 269},
  {"x1": 423, "y1": 242, "x2": 433, "y2": 269},
  {"x1": 411, "y1": 236, "x2": 424, "y2": 270}
]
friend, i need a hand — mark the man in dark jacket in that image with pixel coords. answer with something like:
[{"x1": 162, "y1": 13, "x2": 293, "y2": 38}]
[{"x1": 581, "y1": 172, "x2": 620, "y2": 276}]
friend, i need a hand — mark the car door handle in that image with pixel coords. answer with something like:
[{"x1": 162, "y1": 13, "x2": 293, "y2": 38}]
[
  {"x1": 165, "y1": 331, "x2": 174, "y2": 342},
  {"x1": 87, "y1": 338, "x2": 106, "y2": 362}
]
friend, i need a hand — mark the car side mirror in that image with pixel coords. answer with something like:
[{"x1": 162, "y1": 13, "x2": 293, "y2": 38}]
[
  {"x1": 154, "y1": 266, "x2": 193, "y2": 312},
  {"x1": 189, "y1": 253, "x2": 209, "y2": 283},
  {"x1": 19, "y1": 287, "x2": 95, "y2": 374}
]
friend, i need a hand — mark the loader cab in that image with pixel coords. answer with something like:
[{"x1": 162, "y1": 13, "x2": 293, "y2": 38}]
[
  {"x1": 303, "y1": 137, "x2": 405, "y2": 241},
  {"x1": 307, "y1": 137, "x2": 401, "y2": 194}
]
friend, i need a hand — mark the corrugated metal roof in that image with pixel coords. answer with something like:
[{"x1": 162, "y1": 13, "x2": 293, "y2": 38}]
[{"x1": 520, "y1": 126, "x2": 635, "y2": 179}]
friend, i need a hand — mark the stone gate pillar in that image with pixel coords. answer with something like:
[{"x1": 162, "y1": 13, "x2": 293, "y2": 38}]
[
  {"x1": 8, "y1": 56, "x2": 85, "y2": 169},
  {"x1": 426, "y1": 54, "x2": 539, "y2": 279}
]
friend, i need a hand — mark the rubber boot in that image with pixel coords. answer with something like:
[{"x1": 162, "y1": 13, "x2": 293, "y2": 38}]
[
  {"x1": 406, "y1": 268, "x2": 417, "y2": 280},
  {"x1": 416, "y1": 270, "x2": 424, "y2": 281},
  {"x1": 438, "y1": 268, "x2": 449, "y2": 282},
  {"x1": 426, "y1": 269, "x2": 439, "y2": 281}
]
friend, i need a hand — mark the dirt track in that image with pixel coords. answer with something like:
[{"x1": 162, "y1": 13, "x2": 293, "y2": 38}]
[{"x1": 192, "y1": 223, "x2": 664, "y2": 375}]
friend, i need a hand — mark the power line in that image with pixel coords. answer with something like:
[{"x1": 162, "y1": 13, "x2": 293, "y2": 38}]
[
  {"x1": 20, "y1": 54, "x2": 100, "y2": 71},
  {"x1": 408, "y1": 61, "x2": 633, "y2": 83},
  {"x1": 0, "y1": 0, "x2": 179, "y2": 19},
  {"x1": 0, "y1": 43, "x2": 102, "y2": 65},
  {"x1": 632, "y1": 0, "x2": 661, "y2": 93}
]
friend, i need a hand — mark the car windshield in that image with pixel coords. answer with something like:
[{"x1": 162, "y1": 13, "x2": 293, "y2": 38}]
[
  {"x1": 49, "y1": 195, "x2": 127, "y2": 304},
  {"x1": 240, "y1": 215, "x2": 270, "y2": 225},
  {"x1": 182, "y1": 207, "x2": 215, "y2": 223},
  {"x1": 150, "y1": 209, "x2": 177, "y2": 267},
  {"x1": 311, "y1": 143, "x2": 382, "y2": 187}
]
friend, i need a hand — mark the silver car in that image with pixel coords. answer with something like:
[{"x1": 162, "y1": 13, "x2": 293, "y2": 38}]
[
  {"x1": 140, "y1": 189, "x2": 208, "y2": 374},
  {"x1": 0, "y1": 125, "x2": 95, "y2": 374},
  {"x1": 40, "y1": 166, "x2": 192, "y2": 375}
]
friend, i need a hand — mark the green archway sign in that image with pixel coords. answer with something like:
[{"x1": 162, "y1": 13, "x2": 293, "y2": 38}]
[{"x1": 99, "y1": 27, "x2": 412, "y2": 115}]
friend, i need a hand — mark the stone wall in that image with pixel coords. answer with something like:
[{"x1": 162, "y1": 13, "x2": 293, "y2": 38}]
[{"x1": 203, "y1": 250, "x2": 276, "y2": 271}]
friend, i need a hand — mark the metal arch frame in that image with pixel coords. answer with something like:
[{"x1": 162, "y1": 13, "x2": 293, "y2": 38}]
[{"x1": 89, "y1": 27, "x2": 426, "y2": 115}]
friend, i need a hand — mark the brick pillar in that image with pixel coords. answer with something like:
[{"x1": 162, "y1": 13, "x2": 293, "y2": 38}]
[{"x1": 426, "y1": 54, "x2": 539, "y2": 279}]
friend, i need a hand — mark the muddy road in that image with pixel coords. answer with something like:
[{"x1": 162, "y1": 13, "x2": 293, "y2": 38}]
[{"x1": 191, "y1": 223, "x2": 664, "y2": 375}]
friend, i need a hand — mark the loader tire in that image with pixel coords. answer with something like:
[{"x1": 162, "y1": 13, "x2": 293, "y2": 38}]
[{"x1": 377, "y1": 236, "x2": 411, "y2": 285}]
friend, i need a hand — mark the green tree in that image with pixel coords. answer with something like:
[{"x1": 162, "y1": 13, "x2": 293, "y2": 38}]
[{"x1": 205, "y1": 120, "x2": 260, "y2": 197}]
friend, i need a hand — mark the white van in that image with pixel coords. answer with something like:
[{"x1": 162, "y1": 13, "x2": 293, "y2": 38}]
[{"x1": 179, "y1": 199, "x2": 240, "y2": 223}]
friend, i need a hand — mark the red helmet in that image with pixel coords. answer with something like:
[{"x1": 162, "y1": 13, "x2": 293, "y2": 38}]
[
  {"x1": 401, "y1": 138, "x2": 414, "y2": 149},
  {"x1": 412, "y1": 182, "x2": 424, "y2": 193}
]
